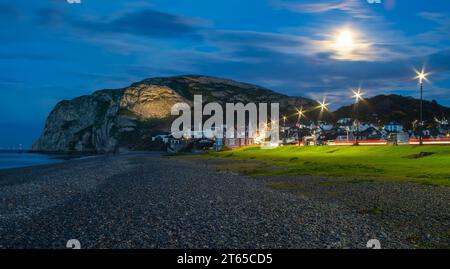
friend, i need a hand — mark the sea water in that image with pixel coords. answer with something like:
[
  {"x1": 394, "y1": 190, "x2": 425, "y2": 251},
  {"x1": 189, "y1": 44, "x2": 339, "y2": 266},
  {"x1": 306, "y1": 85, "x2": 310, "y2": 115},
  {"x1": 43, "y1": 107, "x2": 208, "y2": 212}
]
[{"x1": 0, "y1": 152, "x2": 63, "y2": 170}]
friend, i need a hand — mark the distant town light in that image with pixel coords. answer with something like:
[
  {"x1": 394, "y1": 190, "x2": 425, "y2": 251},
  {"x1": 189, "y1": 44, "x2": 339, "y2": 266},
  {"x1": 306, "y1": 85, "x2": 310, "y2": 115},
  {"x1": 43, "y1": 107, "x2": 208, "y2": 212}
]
[{"x1": 297, "y1": 107, "x2": 305, "y2": 117}]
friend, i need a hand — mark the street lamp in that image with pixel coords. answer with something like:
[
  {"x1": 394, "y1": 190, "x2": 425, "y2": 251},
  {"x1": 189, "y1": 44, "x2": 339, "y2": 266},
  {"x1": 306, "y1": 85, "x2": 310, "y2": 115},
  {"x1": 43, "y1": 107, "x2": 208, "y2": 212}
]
[
  {"x1": 317, "y1": 97, "x2": 330, "y2": 112},
  {"x1": 352, "y1": 88, "x2": 364, "y2": 145},
  {"x1": 297, "y1": 107, "x2": 305, "y2": 119},
  {"x1": 314, "y1": 97, "x2": 330, "y2": 145},
  {"x1": 295, "y1": 107, "x2": 305, "y2": 126},
  {"x1": 414, "y1": 68, "x2": 429, "y2": 145},
  {"x1": 294, "y1": 107, "x2": 306, "y2": 144}
]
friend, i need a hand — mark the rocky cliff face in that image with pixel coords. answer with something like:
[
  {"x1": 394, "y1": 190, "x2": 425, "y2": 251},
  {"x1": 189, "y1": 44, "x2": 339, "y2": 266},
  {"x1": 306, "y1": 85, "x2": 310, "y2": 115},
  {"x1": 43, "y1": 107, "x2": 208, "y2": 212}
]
[{"x1": 33, "y1": 75, "x2": 317, "y2": 153}]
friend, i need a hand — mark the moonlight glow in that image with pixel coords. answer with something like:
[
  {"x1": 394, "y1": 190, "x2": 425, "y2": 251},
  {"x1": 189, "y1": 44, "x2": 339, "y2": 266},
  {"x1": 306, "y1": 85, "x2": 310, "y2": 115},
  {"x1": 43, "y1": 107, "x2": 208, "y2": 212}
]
[
  {"x1": 336, "y1": 30, "x2": 355, "y2": 51},
  {"x1": 317, "y1": 26, "x2": 374, "y2": 61}
]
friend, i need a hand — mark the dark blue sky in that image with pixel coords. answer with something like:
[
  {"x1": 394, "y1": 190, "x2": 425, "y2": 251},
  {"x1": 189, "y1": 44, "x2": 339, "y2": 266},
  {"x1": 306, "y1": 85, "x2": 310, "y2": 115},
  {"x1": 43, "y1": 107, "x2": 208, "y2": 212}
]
[{"x1": 1, "y1": 0, "x2": 449, "y2": 148}]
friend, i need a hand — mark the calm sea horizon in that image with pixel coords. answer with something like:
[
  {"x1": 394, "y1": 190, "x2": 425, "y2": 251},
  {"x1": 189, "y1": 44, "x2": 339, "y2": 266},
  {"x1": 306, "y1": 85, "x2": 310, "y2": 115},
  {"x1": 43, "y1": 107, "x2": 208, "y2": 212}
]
[{"x1": 0, "y1": 151, "x2": 64, "y2": 170}]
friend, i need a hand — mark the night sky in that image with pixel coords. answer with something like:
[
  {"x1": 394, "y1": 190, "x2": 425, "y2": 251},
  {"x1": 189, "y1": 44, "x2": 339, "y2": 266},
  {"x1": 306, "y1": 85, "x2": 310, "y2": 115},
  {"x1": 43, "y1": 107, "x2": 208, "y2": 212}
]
[{"x1": 1, "y1": 0, "x2": 449, "y2": 148}]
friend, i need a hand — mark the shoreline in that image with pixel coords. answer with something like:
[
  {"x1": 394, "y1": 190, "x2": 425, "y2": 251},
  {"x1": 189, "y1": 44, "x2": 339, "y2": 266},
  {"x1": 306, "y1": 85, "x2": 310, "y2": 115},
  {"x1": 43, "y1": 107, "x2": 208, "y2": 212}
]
[
  {"x1": 0, "y1": 150, "x2": 167, "y2": 171},
  {"x1": 0, "y1": 151, "x2": 97, "y2": 171}
]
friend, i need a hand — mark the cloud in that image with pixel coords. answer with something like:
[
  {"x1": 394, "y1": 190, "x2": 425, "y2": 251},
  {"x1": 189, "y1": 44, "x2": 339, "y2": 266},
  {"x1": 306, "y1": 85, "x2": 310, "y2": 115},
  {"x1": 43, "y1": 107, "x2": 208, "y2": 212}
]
[
  {"x1": 426, "y1": 49, "x2": 450, "y2": 72},
  {"x1": 204, "y1": 26, "x2": 434, "y2": 63},
  {"x1": 186, "y1": 41, "x2": 450, "y2": 108},
  {"x1": 416, "y1": 12, "x2": 450, "y2": 44},
  {"x1": 273, "y1": 0, "x2": 381, "y2": 20},
  {"x1": 208, "y1": 30, "x2": 305, "y2": 49},
  {"x1": 14, "y1": 1, "x2": 450, "y2": 109},
  {"x1": 79, "y1": 9, "x2": 205, "y2": 38},
  {"x1": 36, "y1": 8, "x2": 208, "y2": 39},
  {"x1": 270, "y1": 2, "x2": 438, "y2": 61}
]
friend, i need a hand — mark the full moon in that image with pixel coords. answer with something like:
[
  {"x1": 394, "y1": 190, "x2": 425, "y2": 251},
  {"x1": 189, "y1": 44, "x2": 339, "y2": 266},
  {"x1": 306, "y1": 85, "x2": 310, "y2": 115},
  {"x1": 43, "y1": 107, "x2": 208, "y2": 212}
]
[
  {"x1": 336, "y1": 30, "x2": 355, "y2": 50},
  {"x1": 326, "y1": 27, "x2": 372, "y2": 60}
]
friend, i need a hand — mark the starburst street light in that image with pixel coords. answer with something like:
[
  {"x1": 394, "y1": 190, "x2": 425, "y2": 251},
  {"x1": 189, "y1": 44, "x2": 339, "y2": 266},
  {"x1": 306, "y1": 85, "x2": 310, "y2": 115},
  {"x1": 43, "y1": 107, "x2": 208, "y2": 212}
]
[
  {"x1": 295, "y1": 107, "x2": 306, "y2": 128},
  {"x1": 414, "y1": 68, "x2": 430, "y2": 145},
  {"x1": 297, "y1": 107, "x2": 305, "y2": 118},
  {"x1": 351, "y1": 88, "x2": 364, "y2": 145},
  {"x1": 415, "y1": 69, "x2": 429, "y2": 84},
  {"x1": 317, "y1": 97, "x2": 330, "y2": 112},
  {"x1": 352, "y1": 88, "x2": 364, "y2": 103}
]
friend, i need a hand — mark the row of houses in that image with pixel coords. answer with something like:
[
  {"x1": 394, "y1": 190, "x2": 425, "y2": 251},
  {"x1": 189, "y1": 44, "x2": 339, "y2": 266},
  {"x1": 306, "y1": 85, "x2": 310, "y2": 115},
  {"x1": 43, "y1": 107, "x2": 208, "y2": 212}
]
[
  {"x1": 152, "y1": 118, "x2": 450, "y2": 151},
  {"x1": 284, "y1": 117, "x2": 450, "y2": 146},
  {"x1": 152, "y1": 125, "x2": 258, "y2": 152}
]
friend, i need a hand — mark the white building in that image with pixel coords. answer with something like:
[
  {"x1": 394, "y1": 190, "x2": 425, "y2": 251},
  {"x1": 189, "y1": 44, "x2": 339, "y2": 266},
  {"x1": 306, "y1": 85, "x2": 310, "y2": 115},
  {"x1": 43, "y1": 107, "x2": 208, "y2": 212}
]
[{"x1": 384, "y1": 121, "x2": 404, "y2": 133}]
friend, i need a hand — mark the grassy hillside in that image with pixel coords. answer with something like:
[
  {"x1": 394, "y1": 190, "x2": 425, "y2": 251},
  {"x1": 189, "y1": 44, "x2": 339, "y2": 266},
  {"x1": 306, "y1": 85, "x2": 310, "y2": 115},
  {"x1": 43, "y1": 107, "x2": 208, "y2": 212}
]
[{"x1": 208, "y1": 145, "x2": 450, "y2": 186}]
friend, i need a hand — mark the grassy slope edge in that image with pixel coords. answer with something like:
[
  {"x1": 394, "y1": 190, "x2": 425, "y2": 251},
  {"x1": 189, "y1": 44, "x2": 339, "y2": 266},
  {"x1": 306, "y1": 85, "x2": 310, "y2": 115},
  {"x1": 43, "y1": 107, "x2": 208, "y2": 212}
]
[{"x1": 206, "y1": 145, "x2": 450, "y2": 186}]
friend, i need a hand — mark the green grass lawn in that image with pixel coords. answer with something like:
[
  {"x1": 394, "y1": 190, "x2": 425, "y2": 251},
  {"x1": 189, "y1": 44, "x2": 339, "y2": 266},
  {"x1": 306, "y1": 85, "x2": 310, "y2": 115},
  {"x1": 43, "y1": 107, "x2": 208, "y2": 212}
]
[{"x1": 208, "y1": 145, "x2": 450, "y2": 186}]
